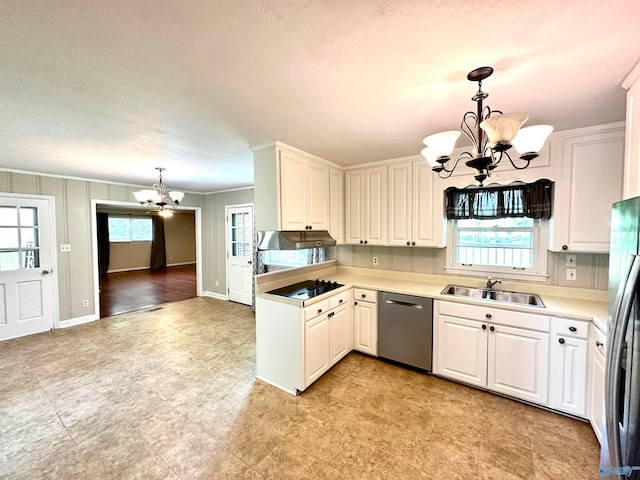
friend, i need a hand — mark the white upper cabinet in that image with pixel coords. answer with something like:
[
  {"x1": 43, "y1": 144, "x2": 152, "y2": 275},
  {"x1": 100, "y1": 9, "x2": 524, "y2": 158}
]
[
  {"x1": 622, "y1": 60, "x2": 640, "y2": 199},
  {"x1": 388, "y1": 159, "x2": 445, "y2": 247},
  {"x1": 279, "y1": 148, "x2": 330, "y2": 231},
  {"x1": 550, "y1": 125, "x2": 625, "y2": 252},
  {"x1": 345, "y1": 166, "x2": 387, "y2": 245},
  {"x1": 329, "y1": 167, "x2": 344, "y2": 243}
]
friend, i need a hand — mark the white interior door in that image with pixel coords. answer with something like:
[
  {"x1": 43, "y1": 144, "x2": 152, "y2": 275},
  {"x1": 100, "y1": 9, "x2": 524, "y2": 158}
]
[
  {"x1": 226, "y1": 205, "x2": 253, "y2": 305},
  {"x1": 0, "y1": 196, "x2": 56, "y2": 341}
]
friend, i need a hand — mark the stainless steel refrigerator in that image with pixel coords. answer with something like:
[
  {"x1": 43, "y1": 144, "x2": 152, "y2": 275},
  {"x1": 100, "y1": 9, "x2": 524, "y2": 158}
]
[{"x1": 602, "y1": 197, "x2": 640, "y2": 479}]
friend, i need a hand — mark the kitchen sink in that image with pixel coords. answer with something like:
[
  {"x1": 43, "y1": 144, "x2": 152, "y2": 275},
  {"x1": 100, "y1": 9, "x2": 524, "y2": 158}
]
[{"x1": 441, "y1": 285, "x2": 545, "y2": 308}]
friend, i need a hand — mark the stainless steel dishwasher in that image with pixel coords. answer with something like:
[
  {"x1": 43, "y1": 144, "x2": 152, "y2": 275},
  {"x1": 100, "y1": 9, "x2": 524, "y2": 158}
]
[{"x1": 378, "y1": 292, "x2": 433, "y2": 371}]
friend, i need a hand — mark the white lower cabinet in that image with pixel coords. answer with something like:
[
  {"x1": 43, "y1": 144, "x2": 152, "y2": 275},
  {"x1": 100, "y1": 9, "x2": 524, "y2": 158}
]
[
  {"x1": 436, "y1": 315, "x2": 487, "y2": 387},
  {"x1": 588, "y1": 324, "x2": 606, "y2": 443},
  {"x1": 549, "y1": 317, "x2": 589, "y2": 416},
  {"x1": 488, "y1": 324, "x2": 549, "y2": 404},
  {"x1": 256, "y1": 288, "x2": 354, "y2": 394},
  {"x1": 353, "y1": 288, "x2": 377, "y2": 355},
  {"x1": 434, "y1": 301, "x2": 550, "y2": 406},
  {"x1": 304, "y1": 291, "x2": 354, "y2": 389},
  {"x1": 329, "y1": 304, "x2": 352, "y2": 364},
  {"x1": 304, "y1": 314, "x2": 331, "y2": 386}
]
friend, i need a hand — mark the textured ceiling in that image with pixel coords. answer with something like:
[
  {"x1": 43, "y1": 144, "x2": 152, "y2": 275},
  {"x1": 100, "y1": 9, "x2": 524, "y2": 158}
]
[{"x1": 1, "y1": 0, "x2": 639, "y2": 192}]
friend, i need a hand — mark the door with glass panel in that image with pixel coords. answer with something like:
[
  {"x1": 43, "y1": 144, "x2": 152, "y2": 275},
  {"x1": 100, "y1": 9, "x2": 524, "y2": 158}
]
[
  {"x1": 226, "y1": 205, "x2": 253, "y2": 305},
  {"x1": 0, "y1": 196, "x2": 55, "y2": 341}
]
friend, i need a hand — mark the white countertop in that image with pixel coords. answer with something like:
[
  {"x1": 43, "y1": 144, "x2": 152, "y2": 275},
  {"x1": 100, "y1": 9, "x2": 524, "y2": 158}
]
[{"x1": 256, "y1": 261, "x2": 609, "y2": 332}]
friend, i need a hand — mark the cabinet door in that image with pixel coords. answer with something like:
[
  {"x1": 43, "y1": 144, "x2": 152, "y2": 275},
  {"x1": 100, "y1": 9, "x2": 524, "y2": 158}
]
[
  {"x1": 279, "y1": 150, "x2": 307, "y2": 230},
  {"x1": 306, "y1": 161, "x2": 330, "y2": 230},
  {"x1": 304, "y1": 314, "x2": 331, "y2": 388},
  {"x1": 388, "y1": 161, "x2": 412, "y2": 246},
  {"x1": 551, "y1": 128, "x2": 624, "y2": 252},
  {"x1": 413, "y1": 161, "x2": 440, "y2": 247},
  {"x1": 435, "y1": 315, "x2": 487, "y2": 388},
  {"x1": 354, "y1": 301, "x2": 377, "y2": 356},
  {"x1": 329, "y1": 168, "x2": 344, "y2": 243},
  {"x1": 345, "y1": 170, "x2": 364, "y2": 244},
  {"x1": 329, "y1": 305, "x2": 351, "y2": 365},
  {"x1": 549, "y1": 335, "x2": 588, "y2": 416},
  {"x1": 487, "y1": 324, "x2": 549, "y2": 404},
  {"x1": 364, "y1": 166, "x2": 387, "y2": 245},
  {"x1": 589, "y1": 344, "x2": 606, "y2": 443}
]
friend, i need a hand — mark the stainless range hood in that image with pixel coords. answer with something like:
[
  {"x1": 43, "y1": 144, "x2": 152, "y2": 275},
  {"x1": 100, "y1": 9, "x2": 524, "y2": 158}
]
[{"x1": 257, "y1": 230, "x2": 337, "y2": 250}]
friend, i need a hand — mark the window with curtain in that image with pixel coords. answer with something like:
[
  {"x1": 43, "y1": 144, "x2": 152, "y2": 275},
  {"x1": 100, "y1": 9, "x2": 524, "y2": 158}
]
[{"x1": 444, "y1": 180, "x2": 553, "y2": 280}]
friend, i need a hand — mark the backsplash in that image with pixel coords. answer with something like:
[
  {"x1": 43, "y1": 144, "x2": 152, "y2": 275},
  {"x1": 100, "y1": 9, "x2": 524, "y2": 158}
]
[{"x1": 334, "y1": 245, "x2": 609, "y2": 290}]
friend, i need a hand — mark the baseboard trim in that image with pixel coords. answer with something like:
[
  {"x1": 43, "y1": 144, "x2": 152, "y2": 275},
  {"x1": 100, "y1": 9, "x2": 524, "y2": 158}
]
[
  {"x1": 57, "y1": 313, "x2": 100, "y2": 329},
  {"x1": 202, "y1": 291, "x2": 228, "y2": 301},
  {"x1": 106, "y1": 267, "x2": 148, "y2": 273},
  {"x1": 107, "y1": 263, "x2": 196, "y2": 274}
]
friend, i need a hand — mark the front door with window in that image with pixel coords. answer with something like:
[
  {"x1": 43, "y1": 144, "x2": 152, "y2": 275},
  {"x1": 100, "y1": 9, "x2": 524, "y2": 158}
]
[
  {"x1": 0, "y1": 195, "x2": 56, "y2": 341},
  {"x1": 226, "y1": 205, "x2": 253, "y2": 305}
]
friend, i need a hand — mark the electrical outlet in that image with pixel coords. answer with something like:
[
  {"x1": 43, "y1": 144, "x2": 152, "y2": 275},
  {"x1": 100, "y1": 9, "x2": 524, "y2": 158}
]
[
  {"x1": 60, "y1": 244, "x2": 71, "y2": 252},
  {"x1": 566, "y1": 254, "x2": 576, "y2": 266},
  {"x1": 566, "y1": 268, "x2": 576, "y2": 281},
  {"x1": 82, "y1": 299, "x2": 89, "y2": 307},
  {"x1": 372, "y1": 256, "x2": 379, "y2": 266},
  {"x1": 215, "y1": 281, "x2": 219, "y2": 287}
]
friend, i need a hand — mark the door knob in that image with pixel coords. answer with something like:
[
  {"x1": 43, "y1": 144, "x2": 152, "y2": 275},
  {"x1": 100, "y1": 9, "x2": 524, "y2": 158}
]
[
  {"x1": 42, "y1": 270, "x2": 50, "y2": 275},
  {"x1": 247, "y1": 260, "x2": 253, "y2": 265}
]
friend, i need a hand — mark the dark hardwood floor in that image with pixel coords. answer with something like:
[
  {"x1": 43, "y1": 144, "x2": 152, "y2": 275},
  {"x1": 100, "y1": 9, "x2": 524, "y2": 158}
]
[{"x1": 99, "y1": 264, "x2": 197, "y2": 318}]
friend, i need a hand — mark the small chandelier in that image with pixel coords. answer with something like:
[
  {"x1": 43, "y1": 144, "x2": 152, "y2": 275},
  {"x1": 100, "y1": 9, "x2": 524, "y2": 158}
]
[
  {"x1": 421, "y1": 66, "x2": 553, "y2": 186},
  {"x1": 132, "y1": 167, "x2": 184, "y2": 217}
]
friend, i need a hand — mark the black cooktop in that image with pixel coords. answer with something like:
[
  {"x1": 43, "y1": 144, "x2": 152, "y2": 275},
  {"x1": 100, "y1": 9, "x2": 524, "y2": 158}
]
[{"x1": 266, "y1": 279, "x2": 344, "y2": 301}]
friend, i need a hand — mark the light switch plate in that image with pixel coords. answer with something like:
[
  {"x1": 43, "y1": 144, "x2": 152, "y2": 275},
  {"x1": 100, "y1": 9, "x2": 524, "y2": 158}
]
[
  {"x1": 566, "y1": 254, "x2": 576, "y2": 266},
  {"x1": 566, "y1": 268, "x2": 576, "y2": 281}
]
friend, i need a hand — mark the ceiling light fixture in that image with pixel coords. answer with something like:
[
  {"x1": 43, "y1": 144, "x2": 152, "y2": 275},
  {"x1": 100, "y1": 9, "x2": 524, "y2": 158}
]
[
  {"x1": 421, "y1": 67, "x2": 553, "y2": 186},
  {"x1": 132, "y1": 167, "x2": 184, "y2": 217}
]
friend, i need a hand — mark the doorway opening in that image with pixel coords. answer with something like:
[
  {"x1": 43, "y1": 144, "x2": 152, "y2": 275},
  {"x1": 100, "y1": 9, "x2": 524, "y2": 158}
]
[{"x1": 92, "y1": 200, "x2": 202, "y2": 318}]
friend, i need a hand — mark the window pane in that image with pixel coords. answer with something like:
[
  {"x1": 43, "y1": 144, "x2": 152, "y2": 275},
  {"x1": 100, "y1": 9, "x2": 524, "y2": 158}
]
[
  {"x1": 0, "y1": 227, "x2": 19, "y2": 248},
  {"x1": 131, "y1": 219, "x2": 152, "y2": 241},
  {"x1": 108, "y1": 218, "x2": 131, "y2": 242},
  {"x1": 21, "y1": 227, "x2": 39, "y2": 248},
  {"x1": 0, "y1": 251, "x2": 20, "y2": 271},
  {"x1": 19, "y1": 207, "x2": 38, "y2": 227},
  {"x1": 0, "y1": 207, "x2": 17, "y2": 227}
]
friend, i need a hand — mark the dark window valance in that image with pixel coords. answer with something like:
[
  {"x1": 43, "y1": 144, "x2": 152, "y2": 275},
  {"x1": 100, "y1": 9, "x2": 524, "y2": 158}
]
[{"x1": 445, "y1": 179, "x2": 554, "y2": 220}]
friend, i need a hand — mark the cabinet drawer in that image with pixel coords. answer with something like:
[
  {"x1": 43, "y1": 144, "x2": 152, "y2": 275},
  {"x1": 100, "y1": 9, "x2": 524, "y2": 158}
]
[
  {"x1": 438, "y1": 301, "x2": 550, "y2": 332},
  {"x1": 304, "y1": 300, "x2": 330, "y2": 321},
  {"x1": 554, "y1": 317, "x2": 588, "y2": 339},
  {"x1": 329, "y1": 290, "x2": 352, "y2": 309},
  {"x1": 354, "y1": 288, "x2": 377, "y2": 303}
]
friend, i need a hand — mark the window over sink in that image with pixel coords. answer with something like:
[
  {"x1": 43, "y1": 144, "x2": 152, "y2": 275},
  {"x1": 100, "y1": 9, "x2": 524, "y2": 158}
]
[
  {"x1": 444, "y1": 180, "x2": 552, "y2": 281},
  {"x1": 446, "y1": 217, "x2": 548, "y2": 281}
]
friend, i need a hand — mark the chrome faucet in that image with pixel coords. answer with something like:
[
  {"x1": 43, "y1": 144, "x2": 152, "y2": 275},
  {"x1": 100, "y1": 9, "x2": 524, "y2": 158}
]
[{"x1": 486, "y1": 277, "x2": 502, "y2": 289}]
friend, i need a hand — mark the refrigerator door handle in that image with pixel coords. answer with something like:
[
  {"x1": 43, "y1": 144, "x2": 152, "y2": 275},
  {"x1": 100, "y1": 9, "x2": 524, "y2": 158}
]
[{"x1": 605, "y1": 254, "x2": 640, "y2": 473}]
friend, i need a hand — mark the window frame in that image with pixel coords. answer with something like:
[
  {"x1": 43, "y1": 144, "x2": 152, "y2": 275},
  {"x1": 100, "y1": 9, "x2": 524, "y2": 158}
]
[{"x1": 445, "y1": 217, "x2": 549, "y2": 281}]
